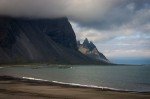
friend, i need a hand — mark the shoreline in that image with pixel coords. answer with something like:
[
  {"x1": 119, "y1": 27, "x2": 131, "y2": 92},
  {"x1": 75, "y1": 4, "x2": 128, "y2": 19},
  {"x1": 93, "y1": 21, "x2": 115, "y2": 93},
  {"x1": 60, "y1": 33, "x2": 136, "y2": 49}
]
[
  {"x1": 21, "y1": 76, "x2": 150, "y2": 93},
  {"x1": 0, "y1": 75, "x2": 150, "y2": 99},
  {"x1": 1, "y1": 75, "x2": 150, "y2": 93},
  {"x1": 0, "y1": 63, "x2": 150, "y2": 67}
]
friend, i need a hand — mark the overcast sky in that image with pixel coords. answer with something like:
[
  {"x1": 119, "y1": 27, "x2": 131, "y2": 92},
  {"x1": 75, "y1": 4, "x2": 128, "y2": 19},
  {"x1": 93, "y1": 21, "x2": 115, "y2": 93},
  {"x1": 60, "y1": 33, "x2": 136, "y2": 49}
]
[{"x1": 0, "y1": 0, "x2": 150, "y2": 64}]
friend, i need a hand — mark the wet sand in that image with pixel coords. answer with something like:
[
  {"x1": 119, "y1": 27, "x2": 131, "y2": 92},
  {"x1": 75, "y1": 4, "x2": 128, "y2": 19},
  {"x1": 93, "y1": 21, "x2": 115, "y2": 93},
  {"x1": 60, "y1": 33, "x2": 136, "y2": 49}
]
[{"x1": 0, "y1": 76, "x2": 150, "y2": 99}]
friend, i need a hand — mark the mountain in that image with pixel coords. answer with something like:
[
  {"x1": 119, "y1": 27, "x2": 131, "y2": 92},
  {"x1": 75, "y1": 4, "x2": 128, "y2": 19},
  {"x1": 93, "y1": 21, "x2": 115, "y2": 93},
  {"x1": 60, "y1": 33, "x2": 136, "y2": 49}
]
[
  {"x1": 0, "y1": 16, "x2": 110, "y2": 65},
  {"x1": 78, "y1": 38, "x2": 111, "y2": 63}
]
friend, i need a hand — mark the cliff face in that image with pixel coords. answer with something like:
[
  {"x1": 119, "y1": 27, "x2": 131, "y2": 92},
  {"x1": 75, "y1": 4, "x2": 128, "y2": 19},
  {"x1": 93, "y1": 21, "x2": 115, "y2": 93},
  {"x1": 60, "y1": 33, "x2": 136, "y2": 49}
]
[
  {"x1": 78, "y1": 38, "x2": 111, "y2": 63},
  {"x1": 0, "y1": 16, "x2": 111, "y2": 65},
  {"x1": 0, "y1": 17, "x2": 77, "y2": 49},
  {"x1": 0, "y1": 16, "x2": 89, "y2": 64}
]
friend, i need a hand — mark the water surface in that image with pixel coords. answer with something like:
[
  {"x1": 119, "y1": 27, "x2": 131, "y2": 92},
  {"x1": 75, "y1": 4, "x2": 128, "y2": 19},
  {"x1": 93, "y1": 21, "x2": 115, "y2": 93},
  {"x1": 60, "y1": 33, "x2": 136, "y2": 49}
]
[{"x1": 0, "y1": 65, "x2": 150, "y2": 92}]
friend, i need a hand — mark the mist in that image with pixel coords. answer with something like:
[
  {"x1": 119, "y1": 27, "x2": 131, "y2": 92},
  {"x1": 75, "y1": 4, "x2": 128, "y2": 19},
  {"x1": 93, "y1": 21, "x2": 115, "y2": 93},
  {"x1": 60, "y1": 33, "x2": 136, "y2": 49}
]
[{"x1": 0, "y1": 0, "x2": 121, "y2": 22}]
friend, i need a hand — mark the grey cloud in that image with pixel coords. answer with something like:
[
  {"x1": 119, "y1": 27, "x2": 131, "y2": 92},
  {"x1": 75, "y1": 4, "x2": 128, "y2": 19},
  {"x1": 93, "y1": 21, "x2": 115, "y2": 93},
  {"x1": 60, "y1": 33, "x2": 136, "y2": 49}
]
[
  {"x1": 1, "y1": 0, "x2": 149, "y2": 31},
  {"x1": 130, "y1": 0, "x2": 150, "y2": 10},
  {"x1": 0, "y1": 0, "x2": 120, "y2": 21},
  {"x1": 96, "y1": 36, "x2": 150, "y2": 59},
  {"x1": 0, "y1": 0, "x2": 68, "y2": 18},
  {"x1": 71, "y1": 0, "x2": 150, "y2": 44},
  {"x1": 76, "y1": 0, "x2": 150, "y2": 31},
  {"x1": 0, "y1": 0, "x2": 149, "y2": 27}
]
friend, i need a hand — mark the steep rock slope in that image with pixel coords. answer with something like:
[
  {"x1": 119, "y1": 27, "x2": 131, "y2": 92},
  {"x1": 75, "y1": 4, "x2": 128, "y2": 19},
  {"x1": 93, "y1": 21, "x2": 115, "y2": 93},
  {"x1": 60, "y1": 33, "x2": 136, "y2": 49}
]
[
  {"x1": 0, "y1": 16, "x2": 109, "y2": 65},
  {"x1": 78, "y1": 38, "x2": 111, "y2": 63}
]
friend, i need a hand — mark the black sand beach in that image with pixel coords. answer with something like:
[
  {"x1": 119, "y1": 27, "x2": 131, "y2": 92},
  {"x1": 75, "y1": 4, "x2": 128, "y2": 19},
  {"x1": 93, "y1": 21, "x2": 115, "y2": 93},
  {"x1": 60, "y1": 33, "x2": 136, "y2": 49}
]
[{"x1": 0, "y1": 76, "x2": 150, "y2": 99}]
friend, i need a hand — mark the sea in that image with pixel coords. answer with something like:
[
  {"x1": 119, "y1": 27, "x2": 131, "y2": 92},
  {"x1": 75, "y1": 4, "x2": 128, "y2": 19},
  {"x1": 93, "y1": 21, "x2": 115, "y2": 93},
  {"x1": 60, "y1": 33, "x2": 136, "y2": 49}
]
[{"x1": 0, "y1": 65, "x2": 150, "y2": 92}]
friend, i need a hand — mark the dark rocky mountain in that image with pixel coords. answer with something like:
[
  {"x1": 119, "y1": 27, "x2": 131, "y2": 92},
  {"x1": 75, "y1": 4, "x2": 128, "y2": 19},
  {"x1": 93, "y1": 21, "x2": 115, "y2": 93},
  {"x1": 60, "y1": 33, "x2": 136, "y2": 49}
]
[
  {"x1": 0, "y1": 16, "x2": 110, "y2": 65},
  {"x1": 78, "y1": 38, "x2": 111, "y2": 63}
]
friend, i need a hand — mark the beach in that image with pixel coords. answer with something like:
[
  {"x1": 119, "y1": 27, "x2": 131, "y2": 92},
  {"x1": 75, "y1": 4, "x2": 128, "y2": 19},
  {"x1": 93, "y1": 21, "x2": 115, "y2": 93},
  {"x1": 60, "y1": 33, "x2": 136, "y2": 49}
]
[{"x1": 0, "y1": 76, "x2": 150, "y2": 99}]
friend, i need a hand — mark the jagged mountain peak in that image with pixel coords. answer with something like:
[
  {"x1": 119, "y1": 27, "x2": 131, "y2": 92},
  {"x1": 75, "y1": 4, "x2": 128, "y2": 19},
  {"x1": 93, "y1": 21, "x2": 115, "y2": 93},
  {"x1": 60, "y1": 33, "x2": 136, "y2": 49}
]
[
  {"x1": 78, "y1": 38, "x2": 110, "y2": 64},
  {"x1": 89, "y1": 41, "x2": 96, "y2": 51},
  {"x1": 82, "y1": 38, "x2": 96, "y2": 51},
  {"x1": 83, "y1": 38, "x2": 89, "y2": 47}
]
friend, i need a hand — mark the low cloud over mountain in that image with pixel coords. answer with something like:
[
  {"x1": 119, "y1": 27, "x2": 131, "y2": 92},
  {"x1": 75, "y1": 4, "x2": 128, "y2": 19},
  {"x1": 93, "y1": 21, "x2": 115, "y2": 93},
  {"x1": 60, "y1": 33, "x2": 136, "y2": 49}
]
[{"x1": 0, "y1": 0, "x2": 150, "y2": 64}]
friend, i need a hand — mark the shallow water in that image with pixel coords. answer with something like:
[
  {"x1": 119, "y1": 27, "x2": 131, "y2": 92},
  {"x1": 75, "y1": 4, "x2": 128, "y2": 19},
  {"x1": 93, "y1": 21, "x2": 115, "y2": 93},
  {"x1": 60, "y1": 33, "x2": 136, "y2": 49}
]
[{"x1": 0, "y1": 65, "x2": 150, "y2": 92}]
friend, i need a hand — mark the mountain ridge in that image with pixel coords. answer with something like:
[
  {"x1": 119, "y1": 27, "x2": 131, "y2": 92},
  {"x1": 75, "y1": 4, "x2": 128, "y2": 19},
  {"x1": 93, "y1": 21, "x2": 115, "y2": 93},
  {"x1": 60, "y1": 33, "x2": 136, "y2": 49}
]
[
  {"x1": 78, "y1": 38, "x2": 111, "y2": 63},
  {"x1": 0, "y1": 16, "x2": 111, "y2": 65}
]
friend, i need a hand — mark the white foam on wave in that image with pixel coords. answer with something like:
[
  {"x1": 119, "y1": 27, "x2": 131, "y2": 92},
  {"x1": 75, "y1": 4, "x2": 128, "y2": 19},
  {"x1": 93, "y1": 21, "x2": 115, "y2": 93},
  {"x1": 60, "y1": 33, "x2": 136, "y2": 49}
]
[
  {"x1": 22, "y1": 77, "x2": 49, "y2": 82},
  {"x1": 21, "y1": 76, "x2": 130, "y2": 92},
  {"x1": 52, "y1": 80, "x2": 125, "y2": 91}
]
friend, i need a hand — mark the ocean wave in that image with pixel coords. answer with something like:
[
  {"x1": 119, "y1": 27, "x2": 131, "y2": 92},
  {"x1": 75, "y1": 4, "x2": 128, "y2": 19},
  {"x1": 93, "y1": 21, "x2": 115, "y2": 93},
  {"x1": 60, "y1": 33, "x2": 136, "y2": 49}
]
[
  {"x1": 52, "y1": 80, "x2": 126, "y2": 91},
  {"x1": 0, "y1": 67, "x2": 5, "y2": 69},
  {"x1": 22, "y1": 76, "x2": 129, "y2": 92},
  {"x1": 22, "y1": 77, "x2": 49, "y2": 82},
  {"x1": 1, "y1": 75, "x2": 149, "y2": 92}
]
